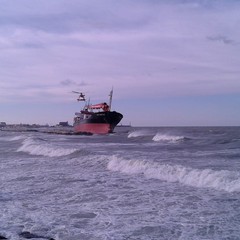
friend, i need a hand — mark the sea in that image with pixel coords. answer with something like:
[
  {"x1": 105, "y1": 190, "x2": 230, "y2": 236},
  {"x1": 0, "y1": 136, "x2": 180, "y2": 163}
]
[{"x1": 1, "y1": 126, "x2": 240, "y2": 240}]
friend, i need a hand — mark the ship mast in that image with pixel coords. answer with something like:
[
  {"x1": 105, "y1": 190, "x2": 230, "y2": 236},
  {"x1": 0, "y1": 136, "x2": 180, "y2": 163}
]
[{"x1": 109, "y1": 88, "x2": 113, "y2": 111}]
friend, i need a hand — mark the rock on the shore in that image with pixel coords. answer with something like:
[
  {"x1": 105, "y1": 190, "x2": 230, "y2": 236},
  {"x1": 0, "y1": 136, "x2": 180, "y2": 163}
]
[
  {"x1": 19, "y1": 231, "x2": 55, "y2": 240},
  {"x1": 0, "y1": 235, "x2": 7, "y2": 239}
]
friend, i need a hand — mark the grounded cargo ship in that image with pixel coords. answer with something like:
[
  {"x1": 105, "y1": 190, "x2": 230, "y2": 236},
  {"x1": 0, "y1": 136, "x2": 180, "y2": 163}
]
[{"x1": 73, "y1": 90, "x2": 123, "y2": 134}]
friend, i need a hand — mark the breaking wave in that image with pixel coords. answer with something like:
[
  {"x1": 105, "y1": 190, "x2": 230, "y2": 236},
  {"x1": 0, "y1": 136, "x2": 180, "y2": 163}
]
[
  {"x1": 107, "y1": 156, "x2": 240, "y2": 193},
  {"x1": 9, "y1": 135, "x2": 26, "y2": 141},
  {"x1": 0, "y1": 135, "x2": 26, "y2": 142},
  {"x1": 152, "y1": 133, "x2": 186, "y2": 142},
  {"x1": 128, "y1": 130, "x2": 154, "y2": 138},
  {"x1": 17, "y1": 138, "x2": 78, "y2": 157}
]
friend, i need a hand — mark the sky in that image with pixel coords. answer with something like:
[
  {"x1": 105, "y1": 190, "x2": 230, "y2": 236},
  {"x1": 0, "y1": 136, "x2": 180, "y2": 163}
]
[{"x1": 0, "y1": 0, "x2": 240, "y2": 126}]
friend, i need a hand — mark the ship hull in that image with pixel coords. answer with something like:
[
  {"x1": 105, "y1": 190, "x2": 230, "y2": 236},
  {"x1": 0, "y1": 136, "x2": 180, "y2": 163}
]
[{"x1": 74, "y1": 111, "x2": 123, "y2": 134}]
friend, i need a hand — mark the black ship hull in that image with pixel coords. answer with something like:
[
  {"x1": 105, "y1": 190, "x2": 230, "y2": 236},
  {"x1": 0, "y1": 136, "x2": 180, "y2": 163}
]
[{"x1": 74, "y1": 111, "x2": 123, "y2": 134}]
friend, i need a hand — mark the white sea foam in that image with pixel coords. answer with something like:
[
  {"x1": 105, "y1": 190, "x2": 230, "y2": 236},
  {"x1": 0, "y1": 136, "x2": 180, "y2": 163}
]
[
  {"x1": 107, "y1": 156, "x2": 240, "y2": 192},
  {"x1": 152, "y1": 133, "x2": 185, "y2": 142},
  {"x1": 128, "y1": 130, "x2": 154, "y2": 138},
  {"x1": 17, "y1": 138, "x2": 77, "y2": 157}
]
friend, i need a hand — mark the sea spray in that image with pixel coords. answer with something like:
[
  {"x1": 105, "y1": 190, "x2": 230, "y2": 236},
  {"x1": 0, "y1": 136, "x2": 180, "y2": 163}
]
[
  {"x1": 128, "y1": 130, "x2": 154, "y2": 138},
  {"x1": 17, "y1": 137, "x2": 77, "y2": 157},
  {"x1": 107, "y1": 156, "x2": 240, "y2": 192},
  {"x1": 152, "y1": 133, "x2": 186, "y2": 142}
]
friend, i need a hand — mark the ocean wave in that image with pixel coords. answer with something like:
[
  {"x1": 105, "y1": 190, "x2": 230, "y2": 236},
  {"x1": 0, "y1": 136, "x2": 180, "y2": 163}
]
[
  {"x1": 128, "y1": 130, "x2": 154, "y2": 138},
  {"x1": 107, "y1": 156, "x2": 240, "y2": 193},
  {"x1": 17, "y1": 138, "x2": 78, "y2": 157},
  {"x1": 9, "y1": 135, "x2": 26, "y2": 141},
  {"x1": 0, "y1": 135, "x2": 26, "y2": 142},
  {"x1": 152, "y1": 133, "x2": 186, "y2": 142}
]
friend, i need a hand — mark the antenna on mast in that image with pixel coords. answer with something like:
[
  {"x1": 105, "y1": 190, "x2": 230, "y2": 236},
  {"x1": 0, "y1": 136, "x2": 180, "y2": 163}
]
[{"x1": 109, "y1": 88, "x2": 113, "y2": 111}]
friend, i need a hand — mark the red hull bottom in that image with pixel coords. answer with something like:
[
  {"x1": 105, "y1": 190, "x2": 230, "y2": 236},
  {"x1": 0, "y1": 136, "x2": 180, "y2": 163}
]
[{"x1": 74, "y1": 123, "x2": 111, "y2": 134}]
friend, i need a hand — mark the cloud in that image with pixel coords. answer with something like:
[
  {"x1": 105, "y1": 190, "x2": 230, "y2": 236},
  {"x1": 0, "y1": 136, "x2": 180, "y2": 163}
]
[
  {"x1": 0, "y1": 0, "x2": 240, "y2": 125},
  {"x1": 60, "y1": 79, "x2": 87, "y2": 86},
  {"x1": 207, "y1": 35, "x2": 237, "y2": 45},
  {"x1": 0, "y1": 0, "x2": 152, "y2": 34},
  {"x1": 0, "y1": 0, "x2": 240, "y2": 105}
]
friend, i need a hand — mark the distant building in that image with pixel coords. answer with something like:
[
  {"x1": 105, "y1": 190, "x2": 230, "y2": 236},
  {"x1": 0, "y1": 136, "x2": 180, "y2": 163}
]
[
  {"x1": 0, "y1": 122, "x2": 6, "y2": 127},
  {"x1": 58, "y1": 121, "x2": 69, "y2": 127}
]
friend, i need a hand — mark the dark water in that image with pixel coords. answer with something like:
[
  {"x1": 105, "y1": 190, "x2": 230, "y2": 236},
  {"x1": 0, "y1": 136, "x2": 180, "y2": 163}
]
[{"x1": 1, "y1": 127, "x2": 240, "y2": 239}]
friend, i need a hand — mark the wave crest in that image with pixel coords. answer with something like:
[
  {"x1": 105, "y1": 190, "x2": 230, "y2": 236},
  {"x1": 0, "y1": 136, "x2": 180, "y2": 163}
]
[
  {"x1": 107, "y1": 156, "x2": 240, "y2": 192},
  {"x1": 128, "y1": 130, "x2": 154, "y2": 138},
  {"x1": 17, "y1": 138, "x2": 77, "y2": 157},
  {"x1": 152, "y1": 133, "x2": 186, "y2": 142},
  {"x1": 9, "y1": 135, "x2": 26, "y2": 141}
]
